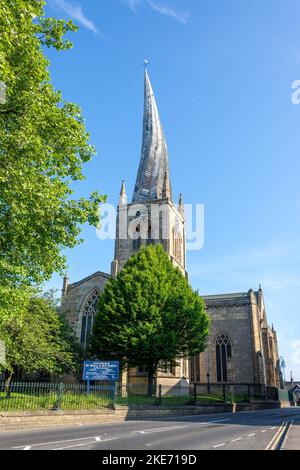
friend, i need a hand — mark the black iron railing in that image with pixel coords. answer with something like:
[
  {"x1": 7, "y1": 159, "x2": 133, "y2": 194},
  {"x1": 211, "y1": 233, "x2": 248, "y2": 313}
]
[{"x1": 0, "y1": 381, "x2": 288, "y2": 411}]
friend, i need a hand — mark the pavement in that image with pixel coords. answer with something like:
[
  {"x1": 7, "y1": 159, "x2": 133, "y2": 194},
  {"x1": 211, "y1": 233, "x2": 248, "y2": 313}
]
[
  {"x1": 282, "y1": 410, "x2": 300, "y2": 450},
  {"x1": 0, "y1": 407, "x2": 299, "y2": 450}
]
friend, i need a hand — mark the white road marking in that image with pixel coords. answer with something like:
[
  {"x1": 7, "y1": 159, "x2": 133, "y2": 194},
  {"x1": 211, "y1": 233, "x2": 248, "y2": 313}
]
[
  {"x1": 131, "y1": 425, "x2": 187, "y2": 435},
  {"x1": 231, "y1": 437, "x2": 243, "y2": 442},
  {"x1": 11, "y1": 416, "x2": 233, "y2": 450},
  {"x1": 53, "y1": 442, "x2": 95, "y2": 450},
  {"x1": 53, "y1": 437, "x2": 118, "y2": 451},
  {"x1": 213, "y1": 443, "x2": 226, "y2": 448},
  {"x1": 261, "y1": 430, "x2": 266, "y2": 433},
  {"x1": 131, "y1": 418, "x2": 230, "y2": 435},
  {"x1": 248, "y1": 433, "x2": 256, "y2": 437},
  {"x1": 13, "y1": 435, "x2": 107, "y2": 449},
  {"x1": 202, "y1": 419, "x2": 231, "y2": 426},
  {"x1": 270, "y1": 426, "x2": 277, "y2": 430}
]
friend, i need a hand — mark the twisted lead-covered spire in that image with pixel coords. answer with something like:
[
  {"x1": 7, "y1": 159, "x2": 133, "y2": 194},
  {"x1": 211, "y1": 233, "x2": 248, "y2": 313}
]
[{"x1": 132, "y1": 69, "x2": 172, "y2": 202}]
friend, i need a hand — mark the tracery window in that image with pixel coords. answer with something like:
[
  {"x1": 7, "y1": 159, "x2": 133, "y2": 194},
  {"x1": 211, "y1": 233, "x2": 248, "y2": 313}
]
[
  {"x1": 80, "y1": 290, "x2": 100, "y2": 348},
  {"x1": 216, "y1": 333, "x2": 232, "y2": 382},
  {"x1": 172, "y1": 227, "x2": 182, "y2": 265}
]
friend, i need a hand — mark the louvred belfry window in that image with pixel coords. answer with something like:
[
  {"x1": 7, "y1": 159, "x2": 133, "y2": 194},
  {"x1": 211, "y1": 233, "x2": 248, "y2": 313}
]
[
  {"x1": 216, "y1": 334, "x2": 232, "y2": 382},
  {"x1": 172, "y1": 227, "x2": 182, "y2": 265}
]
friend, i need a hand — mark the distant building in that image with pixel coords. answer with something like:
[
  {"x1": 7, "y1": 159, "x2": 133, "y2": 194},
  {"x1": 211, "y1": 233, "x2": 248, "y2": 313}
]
[
  {"x1": 284, "y1": 381, "x2": 300, "y2": 405},
  {"x1": 61, "y1": 68, "x2": 282, "y2": 389}
]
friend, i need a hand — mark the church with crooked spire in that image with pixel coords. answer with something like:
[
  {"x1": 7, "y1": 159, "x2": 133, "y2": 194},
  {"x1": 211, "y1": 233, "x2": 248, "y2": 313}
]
[
  {"x1": 111, "y1": 67, "x2": 185, "y2": 278},
  {"x1": 61, "y1": 68, "x2": 282, "y2": 390}
]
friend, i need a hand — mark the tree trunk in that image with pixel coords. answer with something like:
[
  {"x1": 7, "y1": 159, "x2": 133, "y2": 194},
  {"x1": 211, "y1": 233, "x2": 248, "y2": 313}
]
[
  {"x1": 147, "y1": 368, "x2": 155, "y2": 397},
  {"x1": 4, "y1": 370, "x2": 13, "y2": 398}
]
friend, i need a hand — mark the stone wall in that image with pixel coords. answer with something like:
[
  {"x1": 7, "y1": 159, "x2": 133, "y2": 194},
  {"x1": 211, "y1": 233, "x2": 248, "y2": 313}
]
[
  {"x1": 199, "y1": 293, "x2": 255, "y2": 384},
  {"x1": 61, "y1": 271, "x2": 110, "y2": 338},
  {"x1": 191, "y1": 290, "x2": 281, "y2": 388}
]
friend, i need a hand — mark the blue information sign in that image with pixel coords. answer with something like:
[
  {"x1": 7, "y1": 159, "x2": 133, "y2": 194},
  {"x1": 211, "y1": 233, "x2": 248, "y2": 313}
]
[{"x1": 83, "y1": 360, "x2": 119, "y2": 381}]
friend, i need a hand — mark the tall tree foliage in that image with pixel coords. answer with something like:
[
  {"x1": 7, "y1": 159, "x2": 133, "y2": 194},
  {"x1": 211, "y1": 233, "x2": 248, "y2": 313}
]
[
  {"x1": 0, "y1": 0, "x2": 105, "y2": 288},
  {"x1": 0, "y1": 289, "x2": 79, "y2": 395},
  {"x1": 91, "y1": 245, "x2": 209, "y2": 393}
]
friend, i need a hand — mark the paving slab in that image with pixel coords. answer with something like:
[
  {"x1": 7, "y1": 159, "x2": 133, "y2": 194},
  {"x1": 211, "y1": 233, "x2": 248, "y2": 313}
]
[{"x1": 283, "y1": 416, "x2": 300, "y2": 450}]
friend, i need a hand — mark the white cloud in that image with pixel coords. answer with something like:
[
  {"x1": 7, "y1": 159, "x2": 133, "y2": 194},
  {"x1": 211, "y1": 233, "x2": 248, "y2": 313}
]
[
  {"x1": 124, "y1": 0, "x2": 189, "y2": 24},
  {"x1": 49, "y1": 0, "x2": 99, "y2": 35},
  {"x1": 147, "y1": 0, "x2": 189, "y2": 24},
  {"x1": 126, "y1": 0, "x2": 142, "y2": 12}
]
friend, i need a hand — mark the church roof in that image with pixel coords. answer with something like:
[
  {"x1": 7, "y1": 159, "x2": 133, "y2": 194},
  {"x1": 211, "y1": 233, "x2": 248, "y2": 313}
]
[
  {"x1": 285, "y1": 382, "x2": 300, "y2": 392},
  {"x1": 67, "y1": 271, "x2": 110, "y2": 291},
  {"x1": 202, "y1": 291, "x2": 252, "y2": 309},
  {"x1": 203, "y1": 292, "x2": 250, "y2": 300},
  {"x1": 132, "y1": 68, "x2": 172, "y2": 203}
]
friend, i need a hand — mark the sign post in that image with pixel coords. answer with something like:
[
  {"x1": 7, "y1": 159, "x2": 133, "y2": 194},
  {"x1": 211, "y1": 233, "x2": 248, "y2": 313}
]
[
  {"x1": 86, "y1": 379, "x2": 90, "y2": 397},
  {"x1": 83, "y1": 361, "x2": 119, "y2": 398}
]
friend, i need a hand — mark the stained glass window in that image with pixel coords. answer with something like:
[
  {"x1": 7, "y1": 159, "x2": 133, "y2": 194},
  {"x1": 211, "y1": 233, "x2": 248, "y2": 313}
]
[{"x1": 216, "y1": 334, "x2": 232, "y2": 382}]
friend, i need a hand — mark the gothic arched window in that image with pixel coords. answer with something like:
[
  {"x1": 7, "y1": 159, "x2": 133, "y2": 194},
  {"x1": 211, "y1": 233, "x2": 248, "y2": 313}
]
[
  {"x1": 80, "y1": 290, "x2": 100, "y2": 348},
  {"x1": 177, "y1": 232, "x2": 182, "y2": 264},
  {"x1": 215, "y1": 333, "x2": 232, "y2": 382},
  {"x1": 172, "y1": 227, "x2": 182, "y2": 265}
]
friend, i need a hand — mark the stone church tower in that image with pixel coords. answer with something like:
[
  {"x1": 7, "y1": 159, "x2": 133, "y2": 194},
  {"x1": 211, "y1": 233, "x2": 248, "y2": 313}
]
[
  {"x1": 111, "y1": 68, "x2": 186, "y2": 278},
  {"x1": 109, "y1": 68, "x2": 189, "y2": 388},
  {"x1": 60, "y1": 68, "x2": 282, "y2": 391}
]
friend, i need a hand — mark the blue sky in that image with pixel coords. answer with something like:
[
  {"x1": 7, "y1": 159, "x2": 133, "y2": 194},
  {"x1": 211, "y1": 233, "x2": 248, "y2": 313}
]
[{"x1": 44, "y1": 0, "x2": 300, "y2": 379}]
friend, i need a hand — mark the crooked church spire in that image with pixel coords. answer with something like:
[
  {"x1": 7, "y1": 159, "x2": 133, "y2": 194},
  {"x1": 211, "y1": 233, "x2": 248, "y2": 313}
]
[{"x1": 132, "y1": 68, "x2": 172, "y2": 203}]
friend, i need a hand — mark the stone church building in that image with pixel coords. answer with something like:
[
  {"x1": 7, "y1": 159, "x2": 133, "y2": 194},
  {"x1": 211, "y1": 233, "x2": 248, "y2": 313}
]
[{"x1": 61, "y1": 69, "x2": 282, "y2": 390}]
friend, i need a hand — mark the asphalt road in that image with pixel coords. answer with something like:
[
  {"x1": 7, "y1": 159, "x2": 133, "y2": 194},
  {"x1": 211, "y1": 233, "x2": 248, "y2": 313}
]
[{"x1": 0, "y1": 407, "x2": 299, "y2": 450}]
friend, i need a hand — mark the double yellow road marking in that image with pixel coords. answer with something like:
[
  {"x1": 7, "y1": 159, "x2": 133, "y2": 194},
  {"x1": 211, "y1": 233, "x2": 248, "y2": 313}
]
[{"x1": 265, "y1": 421, "x2": 291, "y2": 450}]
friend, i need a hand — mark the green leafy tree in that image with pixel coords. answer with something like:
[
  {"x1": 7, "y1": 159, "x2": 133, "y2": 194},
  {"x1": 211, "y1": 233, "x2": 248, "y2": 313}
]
[
  {"x1": 0, "y1": 0, "x2": 105, "y2": 288},
  {"x1": 0, "y1": 289, "x2": 79, "y2": 396},
  {"x1": 91, "y1": 245, "x2": 210, "y2": 395}
]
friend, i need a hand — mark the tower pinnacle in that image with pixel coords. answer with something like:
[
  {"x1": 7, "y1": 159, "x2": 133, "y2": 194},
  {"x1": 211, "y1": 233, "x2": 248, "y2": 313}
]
[
  {"x1": 162, "y1": 171, "x2": 171, "y2": 199},
  {"x1": 178, "y1": 193, "x2": 184, "y2": 218},
  {"x1": 62, "y1": 272, "x2": 69, "y2": 296},
  {"x1": 119, "y1": 179, "x2": 127, "y2": 206}
]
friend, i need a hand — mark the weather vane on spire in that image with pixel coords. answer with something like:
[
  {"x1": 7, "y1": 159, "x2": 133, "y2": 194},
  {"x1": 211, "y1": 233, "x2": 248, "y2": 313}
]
[{"x1": 143, "y1": 59, "x2": 149, "y2": 70}]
